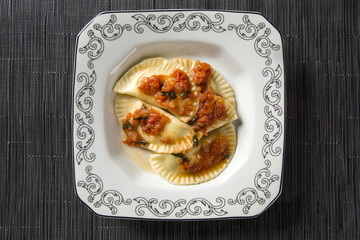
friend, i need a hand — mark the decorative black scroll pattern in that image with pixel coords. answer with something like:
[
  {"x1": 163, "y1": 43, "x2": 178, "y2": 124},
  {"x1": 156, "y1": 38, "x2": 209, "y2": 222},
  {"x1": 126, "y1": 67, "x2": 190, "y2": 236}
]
[
  {"x1": 75, "y1": 71, "x2": 96, "y2": 165},
  {"x1": 80, "y1": 13, "x2": 226, "y2": 69},
  {"x1": 263, "y1": 65, "x2": 283, "y2": 116},
  {"x1": 228, "y1": 160, "x2": 281, "y2": 214},
  {"x1": 228, "y1": 15, "x2": 265, "y2": 40},
  {"x1": 79, "y1": 14, "x2": 131, "y2": 69},
  {"x1": 228, "y1": 188, "x2": 265, "y2": 214},
  {"x1": 228, "y1": 160, "x2": 280, "y2": 214},
  {"x1": 173, "y1": 12, "x2": 226, "y2": 32},
  {"x1": 228, "y1": 15, "x2": 282, "y2": 215},
  {"x1": 77, "y1": 166, "x2": 103, "y2": 202},
  {"x1": 262, "y1": 65, "x2": 283, "y2": 158},
  {"x1": 255, "y1": 28, "x2": 281, "y2": 65},
  {"x1": 175, "y1": 197, "x2": 227, "y2": 217},
  {"x1": 79, "y1": 30, "x2": 104, "y2": 69},
  {"x1": 132, "y1": 12, "x2": 226, "y2": 33},
  {"x1": 133, "y1": 197, "x2": 227, "y2": 218},
  {"x1": 74, "y1": 68, "x2": 131, "y2": 215},
  {"x1": 94, "y1": 190, "x2": 132, "y2": 215},
  {"x1": 93, "y1": 14, "x2": 131, "y2": 40},
  {"x1": 134, "y1": 197, "x2": 185, "y2": 217},
  {"x1": 78, "y1": 166, "x2": 132, "y2": 215},
  {"x1": 132, "y1": 13, "x2": 184, "y2": 33},
  {"x1": 228, "y1": 15, "x2": 280, "y2": 65},
  {"x1": 254, "y1": 160, "x2": 280, "y2": 198}
]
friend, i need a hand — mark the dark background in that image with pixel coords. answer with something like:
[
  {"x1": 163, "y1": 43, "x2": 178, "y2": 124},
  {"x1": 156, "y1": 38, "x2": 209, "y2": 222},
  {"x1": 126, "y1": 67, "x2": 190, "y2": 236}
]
[{"x1": 1, "y1": 0, "x2": 359, "y2": 239}]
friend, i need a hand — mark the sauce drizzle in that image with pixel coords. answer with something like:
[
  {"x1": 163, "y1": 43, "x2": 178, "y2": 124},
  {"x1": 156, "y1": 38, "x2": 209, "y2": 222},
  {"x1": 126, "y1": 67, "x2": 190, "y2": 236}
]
[
  {"x1": 122, "y1": 105, "x2": 170, "y2": 146},
  {"x1": 138, "y1": 69, "x2": 196, "y2": 116},
  {"x1": 179, "y1": 135, "x2": 229, "y2": 174}
]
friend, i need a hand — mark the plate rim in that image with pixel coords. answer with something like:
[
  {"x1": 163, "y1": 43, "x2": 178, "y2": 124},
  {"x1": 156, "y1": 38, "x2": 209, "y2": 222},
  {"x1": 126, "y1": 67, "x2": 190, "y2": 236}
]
[{"x1": 72, "y1": 9, "x2": 285, "y2": 220}]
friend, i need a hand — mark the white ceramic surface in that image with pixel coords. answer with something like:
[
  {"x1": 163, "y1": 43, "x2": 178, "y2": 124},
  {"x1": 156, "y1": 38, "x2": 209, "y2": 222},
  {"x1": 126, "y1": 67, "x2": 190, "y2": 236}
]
[{"x1": 73, "y1": 10, "x2": 285, "y2": 219}]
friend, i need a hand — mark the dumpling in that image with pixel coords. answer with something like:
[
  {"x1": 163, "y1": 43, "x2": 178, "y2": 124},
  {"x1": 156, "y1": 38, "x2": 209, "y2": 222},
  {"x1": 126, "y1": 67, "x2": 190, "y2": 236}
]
[
  {"x1": 187, "y1": 93, "x2": 237, "y2": 134},
  {"x1": 170, "y1": 57, "x2": 236, "y2": 108},
  {"x1": 113, "y1": 57, "x2": 199, "y2": 122},
  {"x1": 115, "y1": 94, "x2": 202, "y2": 153},
  {"x1": 149, "y1": 123, "x2": 236, "y2": 185}
]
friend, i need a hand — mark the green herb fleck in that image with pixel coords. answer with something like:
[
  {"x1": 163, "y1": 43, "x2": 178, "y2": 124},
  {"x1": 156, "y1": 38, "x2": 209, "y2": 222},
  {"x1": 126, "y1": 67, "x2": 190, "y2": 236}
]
[
  {"x1": 161, "y1": 91, "x2": 177, "y2": 100},
  {"x1": 193, "y1": 135, "x2": 199, "y2": 147},
  {"x1": 188, "y1": 117, "x2": 197, "y2": 125},
  {"x1": 134, "y1": 140, "x2": 148, "y2": 146},
  {"x1": 181, "y1": 90, "x2": 190, "y2": 98},
  {"x1": 141, "y1": 104, "x2": 147, "y2": 109},
  {"x1": 169, "y1": 91, "x2": 176, "y2": 99},
  {"x1": 172, "y1": 153, "x2": 189, "y2": 163},
  {"x1": 122, "y1": 120, "x2": 133, "y2": 130},
  {"x1": 134, "y1": 115, "x2": 149, "y2": 121},
  {"x1": 222, "y1": 154, "x2": 230, "y2": 160}
]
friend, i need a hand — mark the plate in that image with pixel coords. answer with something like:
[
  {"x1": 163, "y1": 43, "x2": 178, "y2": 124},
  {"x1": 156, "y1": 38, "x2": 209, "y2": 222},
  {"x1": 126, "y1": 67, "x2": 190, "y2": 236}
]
[{"x1": 73, "y1": 10, "x2": 285, "y2": 219}]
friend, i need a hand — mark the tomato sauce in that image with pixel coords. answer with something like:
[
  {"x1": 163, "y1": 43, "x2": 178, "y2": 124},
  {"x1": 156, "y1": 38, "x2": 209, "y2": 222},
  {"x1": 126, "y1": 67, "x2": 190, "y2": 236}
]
[
  {"x1": 191, "y1": 60, "x2": 219, "y2": 94},
  {"x1": 138, "y1": 69, "x2": 196, "y2": 115},
  {"x1": 191, "y1": 61, "x2": 211, "y2": 85},
  {"x1": 137, "y1": 75, "x2": 164, "y2": 95},
  {"x1": 122, "y1": 105, "x2": 170, "y2": 146},
  {"x1": 189, "y1": 93, "x2": 227, "y2": 134},
  {"x1": 181, "y1": 135, "x2": 229, "y2": 174}
]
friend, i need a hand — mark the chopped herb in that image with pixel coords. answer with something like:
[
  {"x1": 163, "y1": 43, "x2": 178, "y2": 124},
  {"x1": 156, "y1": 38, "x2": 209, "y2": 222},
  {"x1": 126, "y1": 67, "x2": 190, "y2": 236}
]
[
  {"x1": 222, "y1": 154, "x2": 230, "y2": 160},
  {"x1": 133, "y1": 115, "x2": 149, "y2": 121},
  {"x1": 161, "y1": 91, "x2": 177, "y2": 100},
  {"x1": 134, "y1": 140, "x2": 148, "y2": 146},
  {"x1": 141, "y1": 104, "x2": 147, "y2": 109},
  {"x1": 168, "y1": 91, "x2": 176, "y2": 99},
  {"x1": 193, "y1": 135, "x2": 199, "y2": 147},
  {"x1": 122, "y1": 120, "x2": 133, "y2": 130},
  {"x1": 187, "y1": 117, "x2": 197, "y2": 125},
  {"x1": 181, "y1": 90, "x2": 190, "y2": 98},
  {"x1": 172, "y1": 153, "x2": 189, "y2": 163}
]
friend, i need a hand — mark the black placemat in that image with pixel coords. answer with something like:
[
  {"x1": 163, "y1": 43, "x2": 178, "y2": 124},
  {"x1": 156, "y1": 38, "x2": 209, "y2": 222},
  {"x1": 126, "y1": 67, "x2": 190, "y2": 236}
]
[{"x1": 1, "y1": 0, "x2": 359, "y2": 239}]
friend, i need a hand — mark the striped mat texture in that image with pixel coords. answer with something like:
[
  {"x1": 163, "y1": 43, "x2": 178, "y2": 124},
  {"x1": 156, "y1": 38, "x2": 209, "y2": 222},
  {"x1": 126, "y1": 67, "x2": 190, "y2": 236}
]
[{"x1": 0, "y1": 0, "x2": 359, "y2": 239}]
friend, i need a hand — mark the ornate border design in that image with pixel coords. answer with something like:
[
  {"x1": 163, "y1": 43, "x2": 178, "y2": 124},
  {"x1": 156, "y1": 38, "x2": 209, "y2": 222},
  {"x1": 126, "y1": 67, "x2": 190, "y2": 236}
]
[
  {"x1": 74, "y1": 12, "x2": 283, "y2": 218},
  {"x1": 132, "y1": 12, "x2": 226, "y2": 34},
  {"x1": 228, "y1": 15, "x2": 265, "y2": 40},
  {"x1": 133, "y1": 197, "x2": 227, "y2": 217},
  {"x1": 132, "y1": 13, "x2": 184, "y2": 33},
  {"x1": 79, "y1": 31, "x2": 104, "y2": 69},
  {"x1": 75, "y1": 71, "x2": 96, "y2": 164},
  {"x1": 93, "y1": 15, "x2": 132, "y2": 40},
  {"x1": 262, "y1": 65, "x2": 283, "y2": 158},
  {"x1": 228, "y1": 160, "x2": 280, "y2": 214},
  {"x1": 228, "y1": 15, "x2": 280, "y2": 65},
  {"x1": 255, "y1": 160, "x2": 280, "y2": 198},
  {"x1": 77, "y1": 166, "x2": 132, "y2": 214}
]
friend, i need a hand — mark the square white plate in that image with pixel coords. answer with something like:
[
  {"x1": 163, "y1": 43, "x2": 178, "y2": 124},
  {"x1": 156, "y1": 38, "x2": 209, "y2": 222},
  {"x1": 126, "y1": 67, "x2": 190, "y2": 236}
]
[{"x1": 73, "y1": 10, "x2": 284, "y2": 219}]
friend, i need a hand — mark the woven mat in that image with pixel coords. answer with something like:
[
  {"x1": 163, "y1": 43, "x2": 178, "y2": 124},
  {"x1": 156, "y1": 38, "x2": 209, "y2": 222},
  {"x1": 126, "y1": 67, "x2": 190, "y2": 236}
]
[{"x1": 1, "y1": 0, "x2": 359, "y2": 239}]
